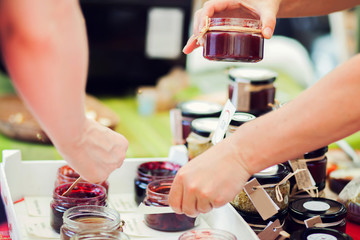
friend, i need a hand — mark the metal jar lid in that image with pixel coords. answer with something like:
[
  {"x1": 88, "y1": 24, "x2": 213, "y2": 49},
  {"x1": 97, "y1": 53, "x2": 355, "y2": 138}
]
[
  {"x1": 229, "y1": 112, "x2": 256, "y2": 127},
  {"x1": 190, "y1": 117, "x2": 219, "y2": 138},
  {"x1": 251, "y1": 164, "x2": 290, "y2": 185},
  {"x1": 290, "y1": 227, "x2": 353, "y2": 240},
  {"x1": 304, "y1": 146, "x2": 328, "y2": 159},
  {"x1": 228, "y1": 67, "x2": 277, "y2": 85},
  {"x1": 180, "y1": 100, "x2": 222, "y2": 118}
]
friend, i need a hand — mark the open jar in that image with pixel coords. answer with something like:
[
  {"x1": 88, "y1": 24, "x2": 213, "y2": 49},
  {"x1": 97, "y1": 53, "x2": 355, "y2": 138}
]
[
  {"x1": 228, "y1": 68, "x2": 277, "y2": 116},
  {"x1": 186, "y1": 117, "x2": 218, "y2": 160},
  {"x1": 50, "y1": 183, "x2": 107, "y2": 233},
  {"x1": 203, "y1": 18, "x2": 264, "y2": 62},
  {"x1": 179, "y1": 100, "x2": 222, "y2": 142},
  {"x1": 290, "y1": 228, "x2": 353, "y2": 240},
  {"x1": 178, "y1": 229, "x2": 237, "y2": 240},
  {"x1": 225, "y1": 112, "x2": 256, "y2": 137},
  {"x1": 134, "y1": 161, "x2": 181, "y2": 205},
  {"x1": 60, "y1": 205, "x2": 124, "y2": 240},
  {"x1": 144, "y1": 178, "x2": 197, "y2": 232},
  {"x1": 285, "y1": 197, "x2": 347, "y2": 234}
]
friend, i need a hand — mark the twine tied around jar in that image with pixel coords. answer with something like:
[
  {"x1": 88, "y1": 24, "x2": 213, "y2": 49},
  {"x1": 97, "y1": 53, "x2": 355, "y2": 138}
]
[
  {"x1": 290, "y1": 215, "x2": 344, "y2": 228},
  {"x1": 250, "y1": 220, "x2": 290, "y2": 239}
]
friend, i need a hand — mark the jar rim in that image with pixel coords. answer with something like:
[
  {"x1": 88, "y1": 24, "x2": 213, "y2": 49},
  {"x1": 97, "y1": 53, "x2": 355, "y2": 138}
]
[
  {"x1": 209, "y1": 17, "x2": 261, "y2": 29},
  {"x1": 70, "y1": 231, "x2": 130, "y2": 240},
  {"x1": 145, "y1": 179, "x2": 174, "y2": 204},
  {"x1": 179, "y1": 228, "x2": 237, "y2": 240},
  {"x1": 53, "y1": 182, "x2": 107, "y2": 201},
  {"x1": 228, "y1": 67, "x2": 277, "y2": 84},
  {"x1": 137, "y1": 161, "x2": 181, "y2": 181}
]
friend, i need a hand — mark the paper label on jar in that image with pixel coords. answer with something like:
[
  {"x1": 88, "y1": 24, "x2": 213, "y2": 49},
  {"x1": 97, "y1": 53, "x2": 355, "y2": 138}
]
[
  {"x1": 307, "y1": 233, "x2": 337, "y2": 240},
  {"x1": 211, "y1": 100, "x2": 236, "y2": 145},
  {"x1": 232, "y1": 81, "x2": 250, "y2": 112},
  {"x1": 243, "y1": 178, "x2": 279, "y2": 221},
  {"x1": 257, "y1": 219, "x2": 283, "y2": 240},
  {"x1": 108, "y1": 194, "x2": 139, "y2": 213},
  {"x1": 170, "y1": 108, "x2": 184, "y2": 145},
  {"x1": 289, "y1": 160, "x2": 314, "y2": 190},
  {"x1": 24, "y1": 196, "x2": 51, "y2": 217},
  {"x1": 304, "y1": 215, "x2": 323, "y2": 228},
  {"x1": 303, "y1": 201, "x2": 330, "y2": 212},
  {"x1": 24, "y1": 216, "x2": 59, "y2": 239}
]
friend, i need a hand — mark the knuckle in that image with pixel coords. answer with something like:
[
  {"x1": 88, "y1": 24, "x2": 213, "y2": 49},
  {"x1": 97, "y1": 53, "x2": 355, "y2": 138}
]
[{"x1": 212, "y1": 196, "x2": 226, "y2": 208}]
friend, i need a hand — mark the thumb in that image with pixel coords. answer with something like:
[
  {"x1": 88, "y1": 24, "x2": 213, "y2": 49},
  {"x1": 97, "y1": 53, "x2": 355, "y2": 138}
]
[{"x1": 260, "y1": 10, "x2": 277, "y2": 39}]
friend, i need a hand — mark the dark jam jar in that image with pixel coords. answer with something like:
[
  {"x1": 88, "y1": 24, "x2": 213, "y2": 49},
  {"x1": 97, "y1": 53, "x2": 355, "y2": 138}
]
[
  {"x1": 55, "y1": 165, "x2": 109, "y2": 193},
  {"x1": 134, "y1": 161, "x2": 181, "y2": 205},
  {"x1": 50, "y1": 183, "x2": 107, "y2": 233},
  {"x1": 290, "y1": 228, "x2": 353, "y2": 240},
  {"x1": 179, "y1": 100, "x2": 222, "y2": 142},
  {"x1": 179, "y1": 229, "x2": 237, "y2": 240},
  {"x1": 187, "y1": 117, "x2": 218, "y2": 160},
  {"x1": 144, "y1": 179, "x2": 197, "y2": 232},
  {"x1": 304, "y1": 146, "x2": 328, "y2": 192},
  {"x1": 286, "y1": 197, "x2": 347, "y2": 234},
  {"x1": 203, "y1": 18, "x2": 264, "y2": 62},
  {"x1": 228, "y1": 68, "x2": 277, "y2": 116},
  {"x1": 225, "y1": 112, "x2": 256, "y2": 137},
  {"x1": 60, "y1": 205, "x2": 124, "y2": 240}
]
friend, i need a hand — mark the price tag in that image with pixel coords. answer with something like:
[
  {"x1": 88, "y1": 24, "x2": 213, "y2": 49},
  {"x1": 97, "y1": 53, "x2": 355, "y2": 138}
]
[
  {"x1": 211, "y1": 100, "x2": 236, "y2": 145},
  {"x1": 257, "y1": 219, "x2": 283, "y2": 240},
  {"x1": 25, "y1": 197, "x2": 51, "y2": 217},
  {"x1": 289, "y1": 160, "x2": 314, "y2": 190},
  {"x1": 24, "y1": 217, "x2": 59, "y2": 239},
  {"x1": 231, "y1": 81, "x2": 250, "y2": 111},
  {"x1": 170, "y1": 108, "x2": 184, "y2": 145},
  {"x1": 108, "y1": 194, "x2": 138, "y2": 213},
  {"x1": 305, "y1": 215, "x2": 322, "y2": 228}
]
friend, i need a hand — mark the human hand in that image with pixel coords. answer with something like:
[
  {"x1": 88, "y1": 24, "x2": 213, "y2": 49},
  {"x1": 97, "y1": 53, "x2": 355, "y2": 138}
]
[
  {"x1": 56, "y1": 119, "x2": 128, "y2": 183},
  {"x1": 183, "y1": 0, "x2": 281, "y2": 54},
  {"x1": 168, "y1": 137, "x2": 251, "y2": 217}
]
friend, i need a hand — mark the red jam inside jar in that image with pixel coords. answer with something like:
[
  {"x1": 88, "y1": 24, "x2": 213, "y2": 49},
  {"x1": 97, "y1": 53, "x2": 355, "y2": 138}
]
[
  {"x1": 134, "y1": 161, "x2": 181, "y2": 205},
  {"x1": 144, "y1": 179, "x2": 196, "y2": 232},
  {"x1": 50, "y1": 182, "x2": 107, "y2": 233},
  {"x1": 203, "y1": 18, "x2": 264, "y2": 62}
]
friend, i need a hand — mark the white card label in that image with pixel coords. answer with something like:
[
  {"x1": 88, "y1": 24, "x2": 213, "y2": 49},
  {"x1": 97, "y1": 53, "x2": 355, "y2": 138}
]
[{"x1": 211, "y1": 100, "x2": 236, "y2": 145}]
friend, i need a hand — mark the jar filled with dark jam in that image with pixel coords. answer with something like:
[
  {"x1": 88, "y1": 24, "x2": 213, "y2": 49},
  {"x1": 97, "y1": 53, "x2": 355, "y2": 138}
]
[
  {"x1": 286, "y1": 197, "x2": 347, "y2": 234},
  {"x1": 179, "y1": 100, "x2": 222, "y2": 142},
  {"x1": 203, "y1": 18, "x2": 264, "y2": 62},
  {"x1": 50, "y1": 183, "x2": 107, "y2": 233},
  {"x1": 186, "y1": 117, "x2": 218, "y2": 160},
  {"x1": 290, "y1": 228, "x2": 353, "y2": 240},
  {"x1": 228, "y1": 68, "x2": 277, "y2": 116},
  {"x1": 70, "y1": 231, "x2": 130, "y2": 240},
  {"x1": 225, "y1": 112, "x2": 256, "y2": 137},
  {"x1": 61, "y1": 205, "x2": 124, "y2": 240},
  {"x1": 134, "y1": 161, "x2": 181, "y2": 205},
  {"x1": 144, "y1": 179, "x2": 197, "y2": 232},
  {"x1": 55, "y1": 165, "x2": 109, "y2": 193},
  {"x1": 179, "y1": 229, "x2": 237, "y2": 240}
]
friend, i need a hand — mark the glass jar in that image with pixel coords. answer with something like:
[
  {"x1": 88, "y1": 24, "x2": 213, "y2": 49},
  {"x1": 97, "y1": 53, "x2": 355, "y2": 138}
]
[
  {"x1": 179, "y1": 229, "x2": 237, "y2": 240},
  {"x1": 203, "y1": 18, "x2": 264, "y2": 62},
  {"x1": 290, "y1": 228, "x2": 353, "y2": 240},
  {"x1": 231, "y1": 164, "x2": 291, "y2": 214},
  {"x1": 285, "y1": 197, "x2": 347, "y2": 234},
  {"x1": 50, "y1": 182, "x2": 107, "y2": 233},
  {"x1": 55, "y1": 165, "x2": 109, "y2": 193},
  {"x1": 144, "y1": 179, "x2": 197, "y2": 232},
  {"x1": 225, "y1": 112, "x2": 256, "y2": 137},
  {"x1": 60, "y1": 205, "x2": 124, "y2": 240},
  {"x1": 134, "y1": 161, "x2": 181, "y2": 205},
  {"x1": 70, "y1": 231, "x2": 130, "y2": 240},
  {"x1": 186, "y1": 117, "x2": 218, "y2": 160},
  {"x1": 179, "y1": 100, "x2": 222, "y2": 142},
  {"x1": 228, "y1": 68, "x2": 277, "y2": 116}
]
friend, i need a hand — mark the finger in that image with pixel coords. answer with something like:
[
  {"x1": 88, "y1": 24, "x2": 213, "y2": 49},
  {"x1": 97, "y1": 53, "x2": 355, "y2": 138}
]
[
  {"x1": 196, "y1": 191, "x2": 213, "y2": 214},
  {"x1": 259, "y1": 9, "x2": 277, "y2": 39},
  {"x1": 168, "y1": 174, "x2": 184, "y2": 214},
  {"x1": 182, "y1": 185, "x2": 200, "y2": 217},
  {"x1": 182, "y1": 35, "x2": 199, "y2": 54}
]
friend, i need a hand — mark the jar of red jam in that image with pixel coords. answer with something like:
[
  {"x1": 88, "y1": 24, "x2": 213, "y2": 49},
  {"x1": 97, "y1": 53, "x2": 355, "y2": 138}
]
[
  {"x1": 186, "y1": 117, "x2": 218, "y2": 160},
  {"x1": 179, "y1": 100, "x2": 222, "y2": 142},
  {"x1": 290, "y1": 228, "x2": 353, "y2": 240},
  {"x1": 134, "y1": 161, "x2": 181, "y2": 205},
  {"x1": 144, "y1": 179, "x2": 197, "y2": 232},
  {"x1": 70, "y1": 231, "x2": 130, "y2": 240},
  {"x1": 228, "y1": 68, "x2": 277, "y2": 116},
  {"x1": 203, "y1": 18, "x2": 264, "y2": 62},
  {"x1": 225, "y1": 112, "x2": 256, "y2": 137},
  {"x1": 61, "y1": 205, "x2": 124, "y2": 240},
  {"x1": 178, "y1": 229, "x2": 237, "y2": 240},
  {"x1": 55, "y1": 165, "x2": 109, "y2": 193},
  {"x1": 286, "y1": 197, "x2": 347, "y2": 234},
  {"x1": 50, "y1": 182, "x2": 107, "y2": 233}
]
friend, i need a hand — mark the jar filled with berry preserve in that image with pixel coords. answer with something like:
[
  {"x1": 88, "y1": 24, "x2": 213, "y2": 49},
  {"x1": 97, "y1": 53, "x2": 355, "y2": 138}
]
[
  {"x1": 178, "y1": 229, "x2": 237, "y2": 240},
  {"x1": 290, "y1": 228, "x2": 353, "y2": 240},
  {"x1": 179, "y1": 100, "x2": 222, "y2": 142},
  {"x1": 143, "y1": 178, "x2": 197, "y2": 232},
  {"x1": 60, "y1": 205, "x2": 125, "y2": 240},
  {"x1": 134, "y1": 161, "x2": 181, "y2": 205},
  {"x1": 225, "y1": 112, "x2": 256, "y2": 137},
  {"x1": 228, "y1": 68, "x2": 277, "y2": 116},
  {"x1": 186, "y1": 117, "x2": 218, "y2": 160},
  {"x1": 50, "y1": 182, "x2": 107, "y2": 233},
  {"x1": 202, "y1": 18, "x2": 264, "y2": 62},
  {"x1": 286, "y1": 197, "x2": 347, "y2": 234},
  {"x1": 55, "y1": 165, "x2": 109, "y2": 193}
]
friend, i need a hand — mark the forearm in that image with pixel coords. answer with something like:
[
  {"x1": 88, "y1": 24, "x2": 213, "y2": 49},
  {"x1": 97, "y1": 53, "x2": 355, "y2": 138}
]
[
  {"x1": 0, "y1": 0, "x2": 88, "y2": 147},
  {"x1": 232, "y1": 54, "x2": 360, "y2": 175},
  {"x1": 277, "y1": 0, "x2": 359, "y2": 18}
]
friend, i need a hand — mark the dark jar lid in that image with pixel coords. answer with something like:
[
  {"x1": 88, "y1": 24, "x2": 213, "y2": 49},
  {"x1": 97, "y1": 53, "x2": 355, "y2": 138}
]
[
  {"x1": 179, "y1": 100, "x2": 222, "y2": 118},
  {"x1": 250, "y1": 164, "x2": 290, "y2": 185},
  {"x1": 289, "y1": 197, "x2": 347, "y2": 223},
  {"x1": 230, "y1": 112, "x2": 256, "y2": 127},
  {"x1": 290, "y1": 227, "x2": 353, "y2": 240},
  {"x1": 190, "y1": 117, "x2": 219, "y2": 138},
  {"x1": 304, "y1": 146, "x2": 328, "y2": 159},
  {"x1": 228, "y1": 67, "x2": 277, "y2": 85}
]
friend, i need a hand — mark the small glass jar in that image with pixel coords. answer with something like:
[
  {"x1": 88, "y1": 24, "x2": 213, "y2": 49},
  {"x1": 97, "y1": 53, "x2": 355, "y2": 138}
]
[
  {"x1": 186, "y1": 117, "x2": 218, "y2": 160},
  {"x1": 60, "y1": 205, "x2": 124, "y2": 240},
  {"x1": 285, "y1": 197, "x2": 347, "y2": 234},
  {"x1": 290, "y1": 228, "x2": 353, "y2": 240},
  {"x1": 134, "y1": 161, "x2": 181, "y2": 205},
  {"x1": 225, "y1": 112, "x2": 256, "y2": 137},
  {"x1": 144, "y1": 179, "x2": 197, "y2": 232},
  {"x1": 228, "y1": 68, "x2": 277, "y2": 116},
  {"x1": 179, "y1": 100, "x2": 222, "y2": 142},
  {"x1": 70, "y1": 231, "x2": 130, "y2": 240},
  {"x1": 50, "y1": 183, "x2": 107, "y2": 233},
  {"x1": 203, "y1": 18, "x2": 264, "y2": 62},
  {"x1": 179, "y1": 229, "x2": 237, "y2": 240},
  {"x1": 55, "y1": 165, "x2": 109, "y2": 193},
  {"x1": 304, "y1": 146, "x2": 328, "y2": 192}
]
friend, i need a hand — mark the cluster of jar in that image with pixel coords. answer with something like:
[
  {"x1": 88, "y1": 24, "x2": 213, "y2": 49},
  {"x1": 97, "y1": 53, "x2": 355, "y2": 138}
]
[{"x1": 50, "y1": 165, "x2": 129, "y2": 240}]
